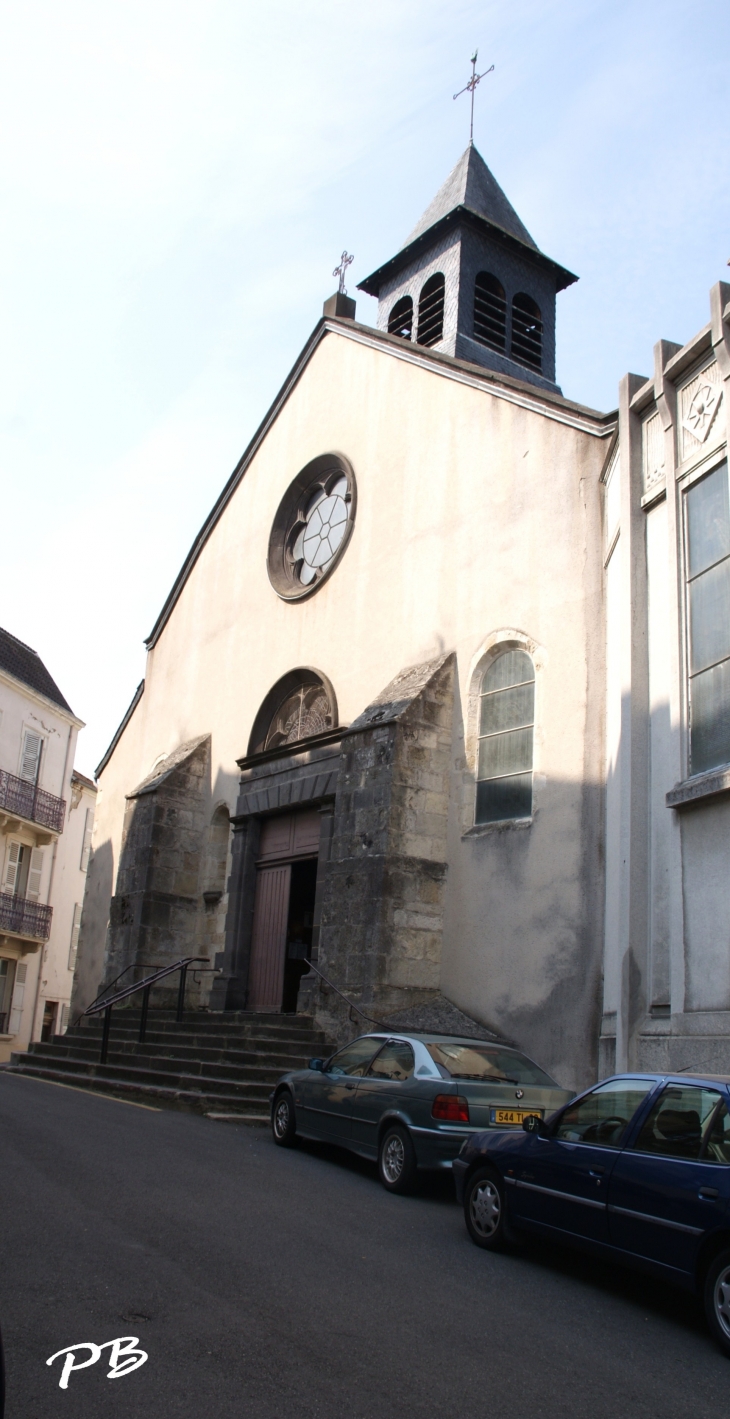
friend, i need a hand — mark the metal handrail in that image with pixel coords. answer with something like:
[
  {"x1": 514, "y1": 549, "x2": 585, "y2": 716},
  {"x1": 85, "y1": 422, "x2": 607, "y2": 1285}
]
[
  {"x1": 80, "y1": 961, "x2": 160, "y2": 1021},
  {"x1": 301, "y1": 960, "x2": 385, "y2": 1030},
  {"x1": 84, "y1": 956, "x2": 210, "y2": 1063}
]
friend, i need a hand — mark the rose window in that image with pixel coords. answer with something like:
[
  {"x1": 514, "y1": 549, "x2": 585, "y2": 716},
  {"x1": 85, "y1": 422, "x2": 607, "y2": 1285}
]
[
  {"x1": 267, "y1": 453, "x2": 356, "y2": 601},
  {"x1": 292, "y1": 479, "x2": 349, "y2": 586}
]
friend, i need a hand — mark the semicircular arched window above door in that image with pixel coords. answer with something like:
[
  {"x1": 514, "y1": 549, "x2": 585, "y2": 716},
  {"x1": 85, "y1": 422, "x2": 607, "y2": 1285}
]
[{"x1": 247, "y1": 670, "x2": 338, "y2": 756}]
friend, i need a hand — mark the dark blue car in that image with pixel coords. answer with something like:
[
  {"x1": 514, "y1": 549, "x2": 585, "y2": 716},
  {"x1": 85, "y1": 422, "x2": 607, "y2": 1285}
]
[{"x1": 453, "y1": 1072, "x2": 730, "y2": 1356}]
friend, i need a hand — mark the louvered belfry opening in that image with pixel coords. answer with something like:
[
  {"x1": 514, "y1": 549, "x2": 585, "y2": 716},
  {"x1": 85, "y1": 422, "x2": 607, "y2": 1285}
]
[
  {"x1": 510, "y1": 293, "x2": 543, "y2": 372},
  {"x1": 473, "y1": 272, "x2": 507, "y2": 352},
  {"x1": 388, "y1": 295, "x2": 413, "y2": 340},
  {"x1": 416, "y1": 273, "x2": 445, "y2": 347}
]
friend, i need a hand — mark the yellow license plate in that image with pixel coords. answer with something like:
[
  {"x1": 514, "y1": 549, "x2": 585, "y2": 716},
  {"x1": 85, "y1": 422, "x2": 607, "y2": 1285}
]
[{"x1": 490, "y1": 1108, "x2": 543, "y2": 1126}]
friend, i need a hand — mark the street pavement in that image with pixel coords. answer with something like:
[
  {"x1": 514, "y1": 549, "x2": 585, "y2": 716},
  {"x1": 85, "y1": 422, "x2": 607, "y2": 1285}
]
[{"x1": 1, "y1": 1071, "x2": 728, "y2": 1419}]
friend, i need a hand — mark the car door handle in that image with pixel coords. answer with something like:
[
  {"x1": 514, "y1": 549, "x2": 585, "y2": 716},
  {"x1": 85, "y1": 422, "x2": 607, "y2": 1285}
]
[
  {"x1": 344, "y1": 1081, "x2": 357, "y2": 1090},
  {"x1": 699, "y1": 1187, "x2": 719, "y2": 1200},
  {"x1": 589, "y1": 1168, "x2": 606, "y2": 1177}
]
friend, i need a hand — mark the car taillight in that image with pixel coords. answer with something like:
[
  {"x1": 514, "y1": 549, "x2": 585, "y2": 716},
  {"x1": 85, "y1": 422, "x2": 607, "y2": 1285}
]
[{"x1": 432, "y1": 1094, "x2": 470, "y2": 1123}]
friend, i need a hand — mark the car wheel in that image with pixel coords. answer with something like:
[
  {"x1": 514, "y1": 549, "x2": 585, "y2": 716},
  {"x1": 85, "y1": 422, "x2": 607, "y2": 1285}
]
[
  {"x1": 464, "y1": 1166, "x2": 509, "y2": 1250},
  {"x1": 703, "y1": 1246, "x2": 730, "y2": 1356},
  {"x1": 271, "y1": 1090, "x2": 297, "y2": 1148},
  {"x1": 378, "y1": 1124, "x2": 417, "y2": 1194}
]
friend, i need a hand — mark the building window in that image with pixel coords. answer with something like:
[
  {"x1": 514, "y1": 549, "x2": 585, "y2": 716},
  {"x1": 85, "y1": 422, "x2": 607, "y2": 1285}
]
[
  {"x1": 476, "y1": 650, "x2": 535, "y2": 823},
  {"x1": 0, "y1": 958, "x2": 14, "y2": 1034},
  {"x1": 388, "y1": 296, "x2": 413, "y2": 339},
  {"x1": 20, "y1": 729, "x2": 43, "y2": 784},
  {"x1": 510, "y1": 294, "x2": 542, "y2": 372},
  {"x1": 248, "y1": 670, "x2": 338, "y2": 756},
  {"x1": 80, "y1": 808, "x2": 94, "y2": 871},
  {"x1": 68, "y1": 902, "x2": 82, "y2": 971},
  {"x1": 416, "y1": 273, "x2": 445, "y2": 347},
  {"x1": 473, "y1": 273, "x2": 506, "y2": 352},
  {"x1": 685, "y1": 460, "x2": 730, "y2": 775}
]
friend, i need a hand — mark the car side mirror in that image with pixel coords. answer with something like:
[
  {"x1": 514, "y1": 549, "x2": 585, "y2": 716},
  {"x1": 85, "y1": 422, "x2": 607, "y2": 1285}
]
[
  {"x1": 308, "y1": 1058, "x2": 324, "y2": 1072},
  {"x1": 522, "y1": 1114, "x2": 550, "y2": 1137}
]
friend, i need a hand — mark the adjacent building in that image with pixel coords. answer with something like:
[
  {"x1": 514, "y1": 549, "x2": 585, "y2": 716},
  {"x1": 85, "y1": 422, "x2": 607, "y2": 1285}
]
[
  {"x1": 0, "y1": 627, "x2": 94, "y2": 1061},
  {"x1": 70, "y1": 145, "x2": 730, "y2": 1092}
]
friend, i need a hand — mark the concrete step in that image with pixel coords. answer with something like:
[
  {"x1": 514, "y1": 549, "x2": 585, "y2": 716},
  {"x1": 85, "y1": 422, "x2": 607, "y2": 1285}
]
[
  {"x1": 9, "y1": 1007, "x2": 335, "y2": 1115},
  {"x1": 27, "y1": 1038, "x2": 313, "y2": 1071},
  {"x1": 9, "y1": 1060, "x2": 271, "y2": 1117},
  {"x1": 24, "y1": 1042, "x2": 306, "y2": 1085},
  {"x1": 12, "y1": 1052, "x2": 274, "y2": 1100}
]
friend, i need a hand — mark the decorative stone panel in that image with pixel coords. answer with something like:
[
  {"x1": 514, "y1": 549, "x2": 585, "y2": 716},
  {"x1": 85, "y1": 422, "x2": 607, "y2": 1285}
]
[
  {"x1": 678, "y1": 357, "x2": 724, "y2": 463},
  {"x1": 642, "y1": 411, "x2": 665, "y2": 495}
]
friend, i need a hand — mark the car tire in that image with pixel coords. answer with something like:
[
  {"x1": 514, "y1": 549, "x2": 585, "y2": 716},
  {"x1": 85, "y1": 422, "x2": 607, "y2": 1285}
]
[
  {"x1": 463, "y1": 1166, "x2": 509, "y2": 1251},
  {"x1": 271, "y1": 1089, "x2": 297, "y2": 1148},
  {"x1": 703, "y1": 1246, "x2": 730, "y2": 1356},
  {"x1": 378, "y1": 1124, "x2": 418, "y2": 1194}
]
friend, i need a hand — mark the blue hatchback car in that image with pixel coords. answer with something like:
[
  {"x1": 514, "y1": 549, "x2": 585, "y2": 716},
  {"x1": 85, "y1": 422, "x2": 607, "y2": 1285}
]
[{"x1": 453, "y1": 1072, "x2": 730, "y2": 1356}]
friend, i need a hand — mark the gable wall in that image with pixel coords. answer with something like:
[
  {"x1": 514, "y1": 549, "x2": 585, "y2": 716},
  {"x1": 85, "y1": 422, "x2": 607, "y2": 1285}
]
[{"x1": 84, "y1": 330, "x2": 609, "y2": 1085}]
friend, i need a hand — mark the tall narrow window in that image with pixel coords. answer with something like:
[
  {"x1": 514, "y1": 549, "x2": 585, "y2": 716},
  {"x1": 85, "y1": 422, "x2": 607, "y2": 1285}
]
[
  {"x1": 511, "y1": 294, "x2": 542, "y2": 372},
  {"x1": 473, "y1": 273, "x2": 506, "y2": 351},
  {"x1": 68, "y1": 902, "x2": 82, "y2": 971},
  {"x1": 388, "y1": 296, "x2": 413, "y2": 340},
  {"x1": 80, "y1": 808, "x2": 94, "y2": 871},
  {"x1": 685, "y1": 461, "x2": 730, "y2": 774},
  {"x1": 20, "y1": 730, "x2": 42, "y2": 784},
  {"x1": 476, "y1": 650, "x2": 535, "y2": 824},
  {"x1": 416, "y1": 273, "x2": 445, "y2": 347}
]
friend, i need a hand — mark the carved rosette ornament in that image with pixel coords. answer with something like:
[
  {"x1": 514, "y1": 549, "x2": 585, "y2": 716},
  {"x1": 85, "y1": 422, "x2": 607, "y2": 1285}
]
[
  {"x1": 679, "y1": 359, "x2": 723, "y2": 461},
  {"x1": 267, "y1": 453, "x2": 356, "y2": 601}
]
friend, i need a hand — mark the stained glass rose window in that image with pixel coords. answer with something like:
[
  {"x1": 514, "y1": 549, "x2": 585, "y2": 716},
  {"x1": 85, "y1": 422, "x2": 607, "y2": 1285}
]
[{"x1": 267, "y1": 454, "x2": 356, "y2": 601}]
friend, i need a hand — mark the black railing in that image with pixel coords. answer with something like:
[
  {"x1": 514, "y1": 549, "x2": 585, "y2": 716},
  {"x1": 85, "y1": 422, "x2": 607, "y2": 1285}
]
[
  {"x1": 0, "y1": 769, "x2": 66, "y2": 834},
  {"x1": 84, "y1": 957, "x2": 211, "y2": 1063},
  {"x1": 0, "y1": 892, "x2": 52, "y2": 941},
  {"x1": 301, "y1": 960, "x2": 384, "y2": 1030}
]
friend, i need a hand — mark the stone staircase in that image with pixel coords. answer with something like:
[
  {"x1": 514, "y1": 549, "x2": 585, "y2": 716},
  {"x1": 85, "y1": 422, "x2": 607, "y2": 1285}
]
[{"x1": 7, "y1": 1011, "x2": 335, "y2": 1122}]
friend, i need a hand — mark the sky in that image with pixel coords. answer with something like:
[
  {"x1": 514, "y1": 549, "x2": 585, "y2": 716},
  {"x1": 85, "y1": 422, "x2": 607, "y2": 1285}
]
[{"x1": 1, "y1": 0, "x2": 728, "y2": 776}]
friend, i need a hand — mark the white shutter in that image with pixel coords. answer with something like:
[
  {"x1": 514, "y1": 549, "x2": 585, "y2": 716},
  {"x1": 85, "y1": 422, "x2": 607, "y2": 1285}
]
[
  {"x1": 20, "y1": 731, "x2": 43, "y2": 784},
  {"x1": 2, "y1": 841, "x2": 21, "y2": 894},
  {"x1": 68, "y1": 902, "x2": 82, "y2": 970},
  {"x1": 80, "y1": 808, "x2": 94, "y2": 871},
  {"x1": 8, "y1": 961, "x2": 27, "y2": 1034},
  {"x1": 60, "y1": 1004, "x2": 69, "y2": 1033},
  {"x1": 26, "y1": 848, "x2": 44, "y2": 902}
]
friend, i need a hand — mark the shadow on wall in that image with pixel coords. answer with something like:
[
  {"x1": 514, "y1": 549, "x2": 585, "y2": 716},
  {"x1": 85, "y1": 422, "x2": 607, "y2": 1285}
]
[{"x1": 69, "y1": 838, "x2": 115, "y2": 1019}]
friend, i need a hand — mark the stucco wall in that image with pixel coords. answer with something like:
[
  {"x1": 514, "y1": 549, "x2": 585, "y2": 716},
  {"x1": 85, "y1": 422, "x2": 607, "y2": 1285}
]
[{"x1": 83, "y1": 325, "x2": 610, "y2": 1086}]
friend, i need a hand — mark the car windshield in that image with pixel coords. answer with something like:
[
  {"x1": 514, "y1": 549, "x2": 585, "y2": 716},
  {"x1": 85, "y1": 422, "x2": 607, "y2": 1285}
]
[{"x1": 425, "y1": 1041, "x2": 557, "y2": 1087}]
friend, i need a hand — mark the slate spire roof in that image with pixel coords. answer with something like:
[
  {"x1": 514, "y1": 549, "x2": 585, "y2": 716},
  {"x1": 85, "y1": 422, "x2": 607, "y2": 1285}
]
[
  {"x1": 405, "y1": 144, "x2": 537, "y2": 251},
  {"x1": 358, "y1": 144, "x2": 576, "y2": 298},
  {"x1": 0, "y1": 625, "x2": 74, "y2": 714}
]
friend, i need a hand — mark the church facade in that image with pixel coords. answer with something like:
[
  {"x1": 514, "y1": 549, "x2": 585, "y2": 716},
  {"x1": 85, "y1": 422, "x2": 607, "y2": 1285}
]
[{"x1": 72, "y1": 147, "x2": 730, "y2": 1093}]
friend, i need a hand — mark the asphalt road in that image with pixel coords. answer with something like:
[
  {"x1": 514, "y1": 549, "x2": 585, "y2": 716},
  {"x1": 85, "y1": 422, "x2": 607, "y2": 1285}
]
[{"x1": 2, "y1": 1072, "x2": 729, "y2": 1419}]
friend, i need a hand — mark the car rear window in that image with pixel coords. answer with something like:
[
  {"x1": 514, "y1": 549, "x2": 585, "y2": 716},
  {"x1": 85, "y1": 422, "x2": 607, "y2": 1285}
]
[{"x1": 424, "y1": 1041, "x2": 557, "y2": 1087}]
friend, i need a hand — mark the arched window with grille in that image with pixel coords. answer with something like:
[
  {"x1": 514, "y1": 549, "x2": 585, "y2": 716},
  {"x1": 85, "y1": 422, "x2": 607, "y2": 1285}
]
[
  {"x1": 476, "y1": 649, "x2": 535, "y2": 824},
  {"x1": 248, "y1": 670, "x2": 337, "y2": 756},
  {"x1": 388, "y1": 295, "x2": 413, "y2": 340},
  {"x1": 416, "y1": 273, "x2": 445, "y2": 347},
  {"x1": 473, "y1": 273, "x2": 506, "y2": 352},
  {"x1": 510, "y1": 294, "x2": 543, "y2": 372}
]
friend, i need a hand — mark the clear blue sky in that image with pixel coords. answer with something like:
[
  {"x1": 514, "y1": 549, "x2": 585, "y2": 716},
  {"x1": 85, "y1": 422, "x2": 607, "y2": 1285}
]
[{"x1": 1, "y1": 0, "x2": 728, "y2": 775}]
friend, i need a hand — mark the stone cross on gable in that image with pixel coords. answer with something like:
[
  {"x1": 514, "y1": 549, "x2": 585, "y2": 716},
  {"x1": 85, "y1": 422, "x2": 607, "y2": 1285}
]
[
  {"x1": 333, "y1": 251, "x2": 354, "y2": 296},
  {"x1": 453, "y1": 49, "x2": 494, "y2": 145}
]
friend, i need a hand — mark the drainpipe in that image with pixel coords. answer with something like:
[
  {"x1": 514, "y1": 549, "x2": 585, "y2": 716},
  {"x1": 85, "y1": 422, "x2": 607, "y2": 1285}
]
[{"x1": 29, "y1": 720, "x2": 75, "y2": 1044}]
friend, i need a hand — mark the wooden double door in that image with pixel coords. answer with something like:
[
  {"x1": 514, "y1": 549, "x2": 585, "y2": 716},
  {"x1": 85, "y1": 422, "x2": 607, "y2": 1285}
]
[{"x1": 247, "y1": 810, "x2": 320, "y2": 1012}]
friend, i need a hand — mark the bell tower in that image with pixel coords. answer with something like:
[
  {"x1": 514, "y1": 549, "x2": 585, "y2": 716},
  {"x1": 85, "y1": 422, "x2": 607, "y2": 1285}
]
[{"x1": 357, "y1": 146, "x2": 577, "y2": 393}]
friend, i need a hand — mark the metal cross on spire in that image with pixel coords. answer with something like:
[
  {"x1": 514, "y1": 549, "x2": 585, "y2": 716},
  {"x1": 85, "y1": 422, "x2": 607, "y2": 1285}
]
[
  {"x1": 333, "y1": 250, "x2": 354, "y2": 295},
  {"x1": 453, "y1": 49, "x2": 494, "y2": 145}
]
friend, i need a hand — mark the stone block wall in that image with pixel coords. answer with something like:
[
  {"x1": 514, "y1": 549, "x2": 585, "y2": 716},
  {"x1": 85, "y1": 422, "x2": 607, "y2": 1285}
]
[
  {"x1": 104, "y1": 736, "x2": 211, "y2": 996},
  {"x1": 314, "y1": 655, "x2": 454, "y2": 1033}
]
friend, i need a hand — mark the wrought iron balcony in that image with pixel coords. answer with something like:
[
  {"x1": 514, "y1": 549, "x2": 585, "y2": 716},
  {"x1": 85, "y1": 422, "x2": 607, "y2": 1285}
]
[
  {"x1": 0, "y1": 769, "x2": 66, "y2": 834},
  {"x1": 0, "y1": 891, "x2": 53, "y2": 942}
]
